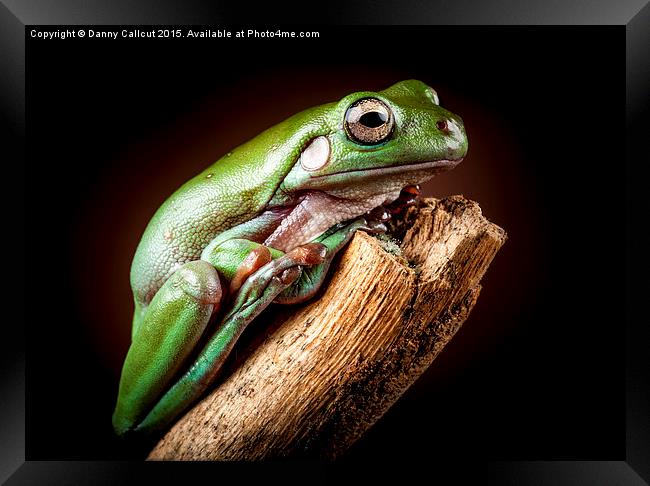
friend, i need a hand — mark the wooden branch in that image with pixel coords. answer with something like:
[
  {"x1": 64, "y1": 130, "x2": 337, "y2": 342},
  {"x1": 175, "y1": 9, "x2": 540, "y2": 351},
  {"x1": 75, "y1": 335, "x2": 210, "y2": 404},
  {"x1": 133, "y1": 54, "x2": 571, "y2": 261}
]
[{"x1": 148, "y1": 196, "x2": 507, "y2": 461}]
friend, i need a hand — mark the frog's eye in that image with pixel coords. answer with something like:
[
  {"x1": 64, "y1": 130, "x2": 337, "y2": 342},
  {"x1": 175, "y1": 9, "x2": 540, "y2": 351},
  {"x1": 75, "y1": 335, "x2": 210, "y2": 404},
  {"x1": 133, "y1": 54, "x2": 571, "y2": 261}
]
[{"x1": 344, "y1": 98, "x2": 394, "y2": 145}]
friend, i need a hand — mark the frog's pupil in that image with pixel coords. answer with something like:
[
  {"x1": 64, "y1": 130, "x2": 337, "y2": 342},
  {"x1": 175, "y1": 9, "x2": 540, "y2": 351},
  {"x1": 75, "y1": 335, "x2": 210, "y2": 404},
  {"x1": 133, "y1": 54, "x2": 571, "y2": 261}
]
[{"x1": 359, "y1": 111, "x2": 387, "y2": 128}]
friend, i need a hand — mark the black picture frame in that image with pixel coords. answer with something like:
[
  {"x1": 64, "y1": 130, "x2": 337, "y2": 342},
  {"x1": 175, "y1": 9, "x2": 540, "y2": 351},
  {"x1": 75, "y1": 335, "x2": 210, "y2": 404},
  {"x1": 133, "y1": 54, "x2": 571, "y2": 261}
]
[{"x1": 2, "y1": 1, "x2": 648, "y2": 484}]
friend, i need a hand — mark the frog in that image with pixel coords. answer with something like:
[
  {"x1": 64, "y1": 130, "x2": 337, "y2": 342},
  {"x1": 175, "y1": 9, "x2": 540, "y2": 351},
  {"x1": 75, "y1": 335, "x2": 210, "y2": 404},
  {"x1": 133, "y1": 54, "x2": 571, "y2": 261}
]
[{"x1": 112, "y1": 79, "x2": 468, "y2": 437}]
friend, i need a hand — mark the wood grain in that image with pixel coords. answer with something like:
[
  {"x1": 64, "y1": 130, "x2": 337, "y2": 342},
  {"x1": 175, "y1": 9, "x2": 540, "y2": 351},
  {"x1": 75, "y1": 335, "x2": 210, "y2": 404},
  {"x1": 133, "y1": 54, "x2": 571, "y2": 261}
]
[{"x1": 148, "y1": 196, "x2": 507, "y2": 460}]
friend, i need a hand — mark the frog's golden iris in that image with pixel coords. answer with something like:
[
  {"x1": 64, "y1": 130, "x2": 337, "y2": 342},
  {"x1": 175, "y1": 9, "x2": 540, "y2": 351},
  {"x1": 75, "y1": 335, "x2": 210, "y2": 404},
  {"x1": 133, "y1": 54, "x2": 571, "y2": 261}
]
[{"x1": 344, "y1": 97, "x2": 394, "y2": 145}]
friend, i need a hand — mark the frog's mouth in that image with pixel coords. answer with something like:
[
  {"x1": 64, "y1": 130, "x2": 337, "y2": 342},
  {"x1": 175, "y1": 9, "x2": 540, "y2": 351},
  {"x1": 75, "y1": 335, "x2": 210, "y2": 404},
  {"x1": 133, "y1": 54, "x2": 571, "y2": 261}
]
[
  {"x1": 263, "y1": 157, "x2": 462, "y2": 252},
  {"x1": 309, "y1": 158, "x2": 461, "y2": 184}
]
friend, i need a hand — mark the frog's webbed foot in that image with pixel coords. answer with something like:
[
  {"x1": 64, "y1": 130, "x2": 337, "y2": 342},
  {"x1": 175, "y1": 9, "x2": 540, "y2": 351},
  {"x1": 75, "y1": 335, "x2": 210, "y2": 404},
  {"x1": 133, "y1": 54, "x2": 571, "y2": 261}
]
[
  {"x1": 130, "y1": 242, "x2": 326, "y2": 435},
  {"x1": 276, "y1": 215, "x2": 387, "y2": 304}
]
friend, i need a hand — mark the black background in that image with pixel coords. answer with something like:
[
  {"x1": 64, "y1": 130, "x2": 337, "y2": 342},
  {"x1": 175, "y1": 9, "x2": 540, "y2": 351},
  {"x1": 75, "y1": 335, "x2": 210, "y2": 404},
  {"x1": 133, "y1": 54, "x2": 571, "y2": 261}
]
[{"x1": 26, "y1": 26, "x2": 625, "y2": 461}]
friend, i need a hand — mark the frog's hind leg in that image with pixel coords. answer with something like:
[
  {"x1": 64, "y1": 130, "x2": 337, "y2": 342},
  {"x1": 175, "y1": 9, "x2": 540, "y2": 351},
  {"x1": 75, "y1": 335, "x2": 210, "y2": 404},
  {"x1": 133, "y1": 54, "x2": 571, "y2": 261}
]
[{"x1": 112, "y1": 260, "x2": 222, "y2": 436}]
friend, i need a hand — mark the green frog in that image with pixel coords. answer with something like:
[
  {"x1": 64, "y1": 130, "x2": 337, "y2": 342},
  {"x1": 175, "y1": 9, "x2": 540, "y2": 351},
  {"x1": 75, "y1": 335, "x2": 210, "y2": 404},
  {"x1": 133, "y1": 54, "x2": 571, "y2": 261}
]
[{"x1": 112, "y1": 79, "x2": 468, "y2": 437}]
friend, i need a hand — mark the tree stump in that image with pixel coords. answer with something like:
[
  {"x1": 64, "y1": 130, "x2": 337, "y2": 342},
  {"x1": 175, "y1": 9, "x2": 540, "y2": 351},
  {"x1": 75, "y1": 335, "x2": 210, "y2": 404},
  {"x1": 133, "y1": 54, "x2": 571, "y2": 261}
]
[{"x1": 148, "y1": 196, "x2": 507, "y2": 460}]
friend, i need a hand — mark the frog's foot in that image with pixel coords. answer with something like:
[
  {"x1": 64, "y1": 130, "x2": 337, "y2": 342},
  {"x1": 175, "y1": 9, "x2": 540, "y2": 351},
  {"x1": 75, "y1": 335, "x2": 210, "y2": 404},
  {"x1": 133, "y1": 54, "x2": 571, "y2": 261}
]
[
  {"x1": 277, "y1": 216, "x2": 385, "y2": 304},
  {"x1": 131, "y1": 242, "x2": 326, "y2": 435},
  {"x1": 112, "y1": 260, "x2": 222, "y2": 436},
  {"x1": 228, "y1": 242, "x2": 326, "y2": 311}
]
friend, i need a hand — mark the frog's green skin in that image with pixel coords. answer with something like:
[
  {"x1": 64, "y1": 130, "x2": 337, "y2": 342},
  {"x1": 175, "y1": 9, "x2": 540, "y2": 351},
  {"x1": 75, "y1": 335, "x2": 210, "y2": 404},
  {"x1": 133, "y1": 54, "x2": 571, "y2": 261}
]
[{"x1": 112, "y1": 79, "x2": 468, "y2": 437}]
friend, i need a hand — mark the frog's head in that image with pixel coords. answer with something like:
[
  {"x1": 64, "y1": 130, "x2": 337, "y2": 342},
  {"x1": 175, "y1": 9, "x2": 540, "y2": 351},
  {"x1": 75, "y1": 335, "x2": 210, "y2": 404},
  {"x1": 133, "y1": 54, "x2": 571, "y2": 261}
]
[
  {"x1": 265, "y1": 79, "x2": 468, "y2": 250},
  {"x1": 278, "y1": 79, "x2": 466, "y2": 196}
]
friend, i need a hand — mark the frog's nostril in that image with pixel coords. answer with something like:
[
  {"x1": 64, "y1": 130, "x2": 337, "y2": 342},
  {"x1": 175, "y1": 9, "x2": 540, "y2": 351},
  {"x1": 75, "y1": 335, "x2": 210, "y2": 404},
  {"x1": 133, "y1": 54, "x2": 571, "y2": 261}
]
[{"x1": 436, "y1": 119, "x2": 448, "y2": 132}]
